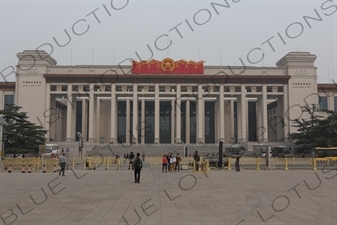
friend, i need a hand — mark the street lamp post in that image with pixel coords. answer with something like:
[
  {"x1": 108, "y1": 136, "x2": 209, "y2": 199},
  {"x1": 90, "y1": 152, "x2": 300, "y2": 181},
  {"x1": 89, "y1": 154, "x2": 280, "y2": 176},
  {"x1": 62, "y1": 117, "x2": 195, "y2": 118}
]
[{"x1": 175, "y1": 138, "x2": 187, "y2": 157}]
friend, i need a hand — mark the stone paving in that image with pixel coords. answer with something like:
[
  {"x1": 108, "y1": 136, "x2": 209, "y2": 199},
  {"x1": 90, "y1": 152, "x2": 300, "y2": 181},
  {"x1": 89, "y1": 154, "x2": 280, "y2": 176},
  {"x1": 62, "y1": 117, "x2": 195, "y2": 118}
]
[{"x1": 0, "y1": 164, "x2": 336, "y2": 225}]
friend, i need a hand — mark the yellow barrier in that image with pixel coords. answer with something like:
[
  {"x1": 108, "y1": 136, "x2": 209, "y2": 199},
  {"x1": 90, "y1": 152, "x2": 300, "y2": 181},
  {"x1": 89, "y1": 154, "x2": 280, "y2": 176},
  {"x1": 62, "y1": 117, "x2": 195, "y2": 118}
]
[
  {"x1": 2, "y1": 157, "x2": 62, "y2": 172},
  {"x1": 0, "y1": 156, "x2": 120, "y2": 171},
  {"x1": 284, "y1": 157, "x2": 289, "y2": 170},
  {"x1": 256, "y1": 158, "x2": 260, "y2": 170},
  {"x1": 313, "y1": 158, "x2": 317, "y2": 170},
  {"x1": 150, "y1": 157, "x2": 162, "y2": 170},
  {"x1": 192, "y1": 160, "x2": 209, "y2": 173},
  {"x1": 106, "y1": 157, "x2": 120, "y2": 170},
  {"x1": 227, "y1": 157, "x2": 231, "y2": 171}
]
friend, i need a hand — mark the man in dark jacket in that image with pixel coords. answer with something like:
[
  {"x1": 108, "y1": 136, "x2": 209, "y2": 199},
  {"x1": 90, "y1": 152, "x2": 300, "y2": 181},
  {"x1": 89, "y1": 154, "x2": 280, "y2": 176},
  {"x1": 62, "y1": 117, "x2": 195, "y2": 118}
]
[
  {"x1": 128, "y1": 151, "x2": 135, "y2": 170},
  {"x1": 235, "y1": 154, "x2": 240, "y2": 172},
  {"x1": 133, "y1": 153, "x2": 143, "y2": 183},
  {"x1": 193, "y1": 151, "x2": 200, "y2": 171}
]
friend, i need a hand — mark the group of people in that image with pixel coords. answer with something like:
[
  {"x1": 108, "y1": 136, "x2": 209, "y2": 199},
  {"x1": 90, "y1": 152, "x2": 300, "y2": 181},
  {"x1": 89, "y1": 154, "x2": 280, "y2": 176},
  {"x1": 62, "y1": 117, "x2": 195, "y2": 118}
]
[
  {"x1": 161, "y1": 152, "x2": 182, "y2": 172},
  {"x1": 124, "y1": 152, "x2": 145, "y2": 163}
]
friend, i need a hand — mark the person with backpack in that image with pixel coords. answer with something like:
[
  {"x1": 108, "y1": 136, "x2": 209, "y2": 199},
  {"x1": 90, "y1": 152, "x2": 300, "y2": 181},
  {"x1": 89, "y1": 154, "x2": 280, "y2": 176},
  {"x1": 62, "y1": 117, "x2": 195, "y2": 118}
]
[{"x1": 133, "y1": 153, "x2": 143, "y2": 183}]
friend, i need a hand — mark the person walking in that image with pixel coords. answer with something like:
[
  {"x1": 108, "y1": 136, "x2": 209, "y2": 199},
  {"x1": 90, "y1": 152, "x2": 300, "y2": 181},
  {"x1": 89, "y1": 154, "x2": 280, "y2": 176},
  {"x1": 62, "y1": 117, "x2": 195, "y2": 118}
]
[
  {"x1": 59, "y1": 153, "x2": 67, "y2": 176},
  {"x1": 133, "y1": 153, "x2": 143, "y2": 183},
  {"x1": 235, "y1": 154, "x2": 240, "y2": 172},
  {"x1": 142, "y1": 153, "x2": 145, "y2": 162}
]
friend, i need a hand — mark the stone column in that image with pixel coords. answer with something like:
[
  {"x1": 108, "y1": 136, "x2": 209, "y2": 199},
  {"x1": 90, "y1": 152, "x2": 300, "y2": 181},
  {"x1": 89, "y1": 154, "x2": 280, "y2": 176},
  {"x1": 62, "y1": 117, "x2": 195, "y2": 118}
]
[
  {"x1": 82, "y1": 99, "x2": 87, "y2": 141},
  {"x1": 66, "y1": 83, "x2": 73, "y2": 142},
  {"x1": 185, "y1": 99, "x2": 190, "y2": 144},
  {"x1": 275, "y1": 95, "x2": 284, "y2": 142},
  {"x1": 240, "y1": 84, "x2": 247, "y2": 143},
  {"x1": 110, "y1": 84, "x2": 116, "y2": 144},
  {"x1": 45, "y1": 83, "x2": 51, "y2": 141},
  {"x1": 283, "y1": 84, "x2": 289, "y2": 140},
  {"x1": 202, "y1": 98, "x2": 206, "y2": 143},
  {"x1": 171, "y1": 99, "x2": 175, "y2": 144},
  {"x1": 132, "y1": 83, "x2": 138, "y2": 144},
  {"x1": 219, "y1": 85, "x2": 225, "y2": 142},
  {"x1": 197, "y1": 85, "x2": 203, "y2": 143},
  {"x1": 328, "y1": 92, "x2": 334, "y2": 110},
  {"x1": 126, "y1": 99, "x2": 130, "y2": 144},
  {"x1": 215, "y1": 98, "x2": 219, "y2": 142},
  {"x1": 141, "y1": 99, "x2": 145, "y2": 144},
  {"x1": 176, "y1": 83, "x2": 181, "y2": 143},
  {"x1": 230, "y1": 99, "x2": 235, "y2": 142},
  {"x1": 256, "y1": 96, "x2": 263, "y2": 142},
  {"x1": 57, "y1": 109, "x2": 62, "y2": 141},
  {"x1": 262, "y1": 84, "x2": 268, "y2": 142},
  {"x1": 154, "y1": 83, "x2": 160, "y2": 143},
  {"x1": 237, "y1": 97, "x2": 242, "y2": 143},
  {"x1": 89, "y1": 83, "x2": 95, "y2": 142},
  {"x1": 96, "y1": 98, "x2": 101, "y2": 143}
]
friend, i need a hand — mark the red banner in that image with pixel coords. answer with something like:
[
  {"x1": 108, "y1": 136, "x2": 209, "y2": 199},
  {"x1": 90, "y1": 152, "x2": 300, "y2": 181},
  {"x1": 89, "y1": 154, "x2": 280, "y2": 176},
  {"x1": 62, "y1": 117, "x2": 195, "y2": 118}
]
[{"x1": 132, "y1": 58, "x2": 204, "y2": 74}]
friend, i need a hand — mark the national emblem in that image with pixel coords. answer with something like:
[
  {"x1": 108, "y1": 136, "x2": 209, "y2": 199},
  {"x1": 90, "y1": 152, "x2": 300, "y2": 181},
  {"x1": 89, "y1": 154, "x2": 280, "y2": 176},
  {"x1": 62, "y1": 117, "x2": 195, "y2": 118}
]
[{"x1": 161, "y1": 58, "x2": 175, "y2": 72}]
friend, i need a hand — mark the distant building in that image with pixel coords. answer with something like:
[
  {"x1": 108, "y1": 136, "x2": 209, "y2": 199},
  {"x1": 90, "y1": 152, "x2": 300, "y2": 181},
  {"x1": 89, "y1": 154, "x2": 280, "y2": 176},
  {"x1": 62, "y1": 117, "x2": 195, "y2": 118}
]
[{"x1": 0, "y1": 50, "x2": 336, "y2": 152}]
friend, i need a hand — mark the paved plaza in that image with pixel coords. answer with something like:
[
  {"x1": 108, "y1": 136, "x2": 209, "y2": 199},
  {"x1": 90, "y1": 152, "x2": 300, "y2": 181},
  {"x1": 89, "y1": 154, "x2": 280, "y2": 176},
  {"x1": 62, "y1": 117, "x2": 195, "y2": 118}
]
[{"x1": 0, "y1": 164, "x2": 336, "y2": 225}]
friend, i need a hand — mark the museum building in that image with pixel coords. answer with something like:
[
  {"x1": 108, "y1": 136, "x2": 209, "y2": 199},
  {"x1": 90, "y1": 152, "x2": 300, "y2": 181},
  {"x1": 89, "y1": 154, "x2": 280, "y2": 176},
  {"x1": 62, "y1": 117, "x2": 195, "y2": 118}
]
[{"x1": 0, "y1": 50, "x2": 336, "y2": 151}]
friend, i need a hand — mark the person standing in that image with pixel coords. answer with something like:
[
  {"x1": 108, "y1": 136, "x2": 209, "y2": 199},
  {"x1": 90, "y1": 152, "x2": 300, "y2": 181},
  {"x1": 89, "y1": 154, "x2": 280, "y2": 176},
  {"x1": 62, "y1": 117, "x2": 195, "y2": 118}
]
[
  {"x1": 162, "y1": 154, "x2": 168, "y2": 172},
  {"x1": 133, "y1": 153, "x2": 143, "y2": 183},
  {"x1": 170, "y1": 153, "x2": 176, "y2": 172},
  {"x1": 235, "y1": 154, "x2": 240, "y2": 172},
  {"x1": 128, "y1": 151, "x2": 135, "y2": 170},
  {"x1": 175, "y1": 153, "x2": 181, "y2": 172},
  {"x1": 59, "y1": 153, "x2": 67, "y2": 176},
  {"x1": 166, "y1": 153, "x2": 171, "y2": 172},
  {"x1": 193, "y1": 151, "x2": 200, "y2": 171},
  {"x1": 142, "y1": 153, "x2": 145, "y2": 162}
]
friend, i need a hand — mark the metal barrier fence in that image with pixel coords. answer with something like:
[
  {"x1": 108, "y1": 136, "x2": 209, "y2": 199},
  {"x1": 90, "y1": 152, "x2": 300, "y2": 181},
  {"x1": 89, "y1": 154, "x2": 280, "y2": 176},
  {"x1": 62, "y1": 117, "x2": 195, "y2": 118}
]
[
  {"x1": 1, "y1": 156, "x2": 121, "y2": 172},
  {"x1": 1, "y1": 157, "x2": 335, "y2": 172},
  {"x1": 192, "y1": 160, "x2": 209, "y2": 173}
]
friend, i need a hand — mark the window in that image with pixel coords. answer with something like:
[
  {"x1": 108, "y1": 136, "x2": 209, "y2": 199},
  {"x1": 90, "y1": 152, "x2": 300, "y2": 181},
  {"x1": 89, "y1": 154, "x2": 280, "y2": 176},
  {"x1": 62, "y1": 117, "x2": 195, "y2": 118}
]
[
  {"x1": 4, "y1": 95, "x2": 14, "y2": 109},
  {"x1": 318, "y1": 96, "x2": 327, "y2": 110},
  {"x1": 334, "y1": 97, "x2": 337, "y2": 111}
]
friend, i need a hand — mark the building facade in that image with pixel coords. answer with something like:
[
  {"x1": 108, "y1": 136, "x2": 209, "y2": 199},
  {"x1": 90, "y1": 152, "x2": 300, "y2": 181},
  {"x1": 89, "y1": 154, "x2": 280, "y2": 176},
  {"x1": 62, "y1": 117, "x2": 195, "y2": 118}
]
[{"x1": 1, "y1": 50, "x2": 336, "y2": 151}]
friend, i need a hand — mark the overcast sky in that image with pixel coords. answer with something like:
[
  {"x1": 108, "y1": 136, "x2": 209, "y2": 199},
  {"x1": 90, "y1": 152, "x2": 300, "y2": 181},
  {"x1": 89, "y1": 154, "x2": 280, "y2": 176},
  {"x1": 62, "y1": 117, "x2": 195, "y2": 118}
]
[{"x1": 0, "y1": 0, "x2": 336, "y2": 83}]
